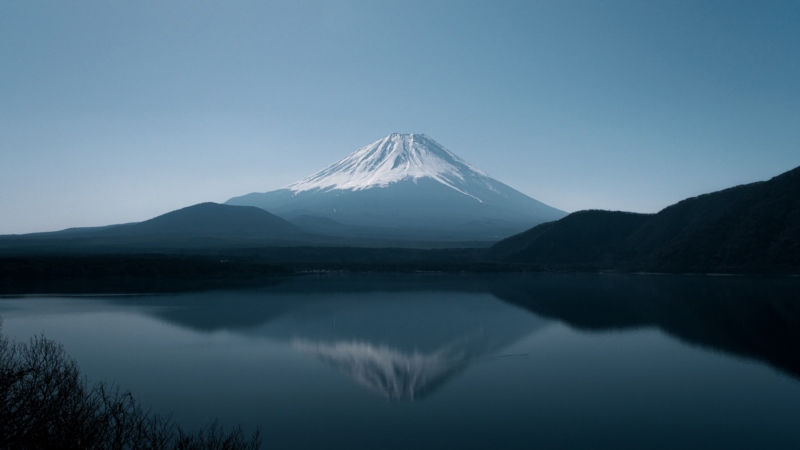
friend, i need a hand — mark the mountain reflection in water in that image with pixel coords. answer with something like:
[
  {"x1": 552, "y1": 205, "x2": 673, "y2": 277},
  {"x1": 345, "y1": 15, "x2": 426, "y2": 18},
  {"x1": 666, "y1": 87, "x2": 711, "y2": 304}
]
[
  {"x1": 247, "y1": 286, "x2": 547, "y2": 400},
  {"x1": 70, "y1": 276, "x2": 546, "y2": 400},
  {"x1": 2, "y1": 274, "x2": 800, "y2": 449},
  {"x1": 492, "y1": 274, "x2": 800, "y2": 380},
  {"x1": 290, "y1": 339, "x2": 461, "y2": 400},
  {"x1": 6, "y1": 274, "x2": 797, "y2": 400},
  {"x1": 71, "y1": 273, "x2": 798, "y2": 399}
]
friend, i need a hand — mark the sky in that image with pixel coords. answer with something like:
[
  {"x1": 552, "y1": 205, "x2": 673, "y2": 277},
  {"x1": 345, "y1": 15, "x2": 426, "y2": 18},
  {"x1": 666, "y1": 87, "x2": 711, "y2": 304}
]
[{"x1": 2, "y1": 0, "x2": 799, "y2": 234}]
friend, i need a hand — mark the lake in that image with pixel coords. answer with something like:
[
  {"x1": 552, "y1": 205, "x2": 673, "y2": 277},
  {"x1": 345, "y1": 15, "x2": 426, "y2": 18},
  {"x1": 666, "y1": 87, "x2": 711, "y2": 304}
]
[{"x1": 1, "y1": 273, "x2": 799, "y2": 449}]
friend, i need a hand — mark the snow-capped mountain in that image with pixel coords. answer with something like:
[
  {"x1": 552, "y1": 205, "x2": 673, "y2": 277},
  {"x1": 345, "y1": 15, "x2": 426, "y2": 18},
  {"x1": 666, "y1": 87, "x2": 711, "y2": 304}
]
[
  {"x1": 287, "y1": 133, "x2": 496, "y2": 201},
  {"x1": 226, "y1": 133, "x2": 565, "y2": 240}
]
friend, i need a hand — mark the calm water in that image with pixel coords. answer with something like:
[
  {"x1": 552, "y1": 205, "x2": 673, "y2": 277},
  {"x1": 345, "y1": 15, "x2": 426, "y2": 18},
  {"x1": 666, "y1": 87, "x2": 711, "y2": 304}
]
[{"x1": 1, "y1": 274, "x2": 799, "y2": 449}]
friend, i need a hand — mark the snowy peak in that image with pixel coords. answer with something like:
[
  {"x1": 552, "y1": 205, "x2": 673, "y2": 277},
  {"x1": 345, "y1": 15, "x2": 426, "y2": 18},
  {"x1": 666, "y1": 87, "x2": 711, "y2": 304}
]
[
  {"x1": 226, "y1": 133, "x2": 568, "y2": 238},
  {"x1": 286, "y1": 133, "x2": 491, "y2": 197}
]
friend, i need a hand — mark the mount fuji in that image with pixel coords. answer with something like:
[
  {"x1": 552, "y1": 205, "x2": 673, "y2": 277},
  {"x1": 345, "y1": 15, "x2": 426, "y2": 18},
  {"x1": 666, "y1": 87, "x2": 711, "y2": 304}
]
[{"x1": 226, "y1": 133, "x2": 566, "y2": 240}]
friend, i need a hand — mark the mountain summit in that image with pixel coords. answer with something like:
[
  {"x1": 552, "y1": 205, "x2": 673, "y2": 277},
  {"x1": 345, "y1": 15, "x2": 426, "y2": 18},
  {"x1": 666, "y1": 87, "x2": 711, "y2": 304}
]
[
  {"x1": 227, "y1": 134, "x2": 565, "y2": 240},
  {"x1": 287, "y1": 133, "x2": 494, "y2": 201}
]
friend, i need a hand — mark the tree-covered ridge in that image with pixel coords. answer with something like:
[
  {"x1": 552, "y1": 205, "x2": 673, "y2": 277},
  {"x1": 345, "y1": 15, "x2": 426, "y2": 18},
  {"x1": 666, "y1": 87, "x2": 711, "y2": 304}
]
[{"x1": 491, "y1": 165, "x2": 800, "y2": 273}]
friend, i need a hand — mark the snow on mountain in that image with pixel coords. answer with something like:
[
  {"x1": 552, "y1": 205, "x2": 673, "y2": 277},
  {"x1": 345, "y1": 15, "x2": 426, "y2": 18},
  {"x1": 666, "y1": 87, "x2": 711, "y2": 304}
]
[
  {"x1": 287, "y1": 133, "x2": 497, "y2": 202},
  {"x1": 226, "y1": 133, "x2": 566, "y2": 240}
]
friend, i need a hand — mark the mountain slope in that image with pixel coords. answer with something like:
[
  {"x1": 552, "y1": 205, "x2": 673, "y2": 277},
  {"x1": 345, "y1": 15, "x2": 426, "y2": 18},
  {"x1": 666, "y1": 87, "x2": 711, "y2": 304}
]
[
  {"x1": 0, "y1": 203, "x2": 314, "y2": 251},
  {"x1": 628, "y1": 166, "x2": 800, "y2": 271},
  {"x1": 103, "y1": 202, "x2": 304, "y2": 238},
  {"x1": 227, "y1": 134, "x2": 566, "y2": 240},
  {"x1": 489, "y1": 210, "x2": 651, "y2": 264},
  {"x1": 491, "y1": 165, "x2": 800, "y2": 273}
]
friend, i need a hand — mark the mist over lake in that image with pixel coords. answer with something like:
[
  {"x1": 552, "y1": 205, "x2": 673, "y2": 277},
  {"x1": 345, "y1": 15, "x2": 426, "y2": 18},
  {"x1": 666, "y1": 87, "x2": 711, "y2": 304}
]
[{"x1": 2, "y1": 274, "x2": 799, "y2": 450}]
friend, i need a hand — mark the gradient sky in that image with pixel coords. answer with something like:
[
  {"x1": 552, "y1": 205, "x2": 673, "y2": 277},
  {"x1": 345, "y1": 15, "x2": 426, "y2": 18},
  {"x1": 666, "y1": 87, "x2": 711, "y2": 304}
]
[{"x1": 2, "y1": 0, "x2": 799, "y2": 234}]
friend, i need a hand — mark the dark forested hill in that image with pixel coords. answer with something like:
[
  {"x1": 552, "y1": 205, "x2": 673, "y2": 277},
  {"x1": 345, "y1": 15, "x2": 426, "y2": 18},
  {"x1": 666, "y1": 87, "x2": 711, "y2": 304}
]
[
  {"x1": 101, "y1": 202, "x2": 305, "y2": 238},
  {"x1": 0, "y1": 203, "x2": 318, "y2": 251},
  {"x1": 627, "y1": 166, "x2": 800, "y2": 272},
  {"x1": 489, "y1": 210, "x2": 651, "y2": 264},
  {"x1": 491, "y1": 166, "x2": 800, "y2": 273}
]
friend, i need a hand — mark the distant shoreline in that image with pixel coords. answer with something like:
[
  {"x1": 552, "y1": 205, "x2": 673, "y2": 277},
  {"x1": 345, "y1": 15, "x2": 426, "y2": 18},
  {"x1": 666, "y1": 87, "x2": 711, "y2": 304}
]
[{"x1": 1, "y1": 251, "x2": 797, "y2": 295}]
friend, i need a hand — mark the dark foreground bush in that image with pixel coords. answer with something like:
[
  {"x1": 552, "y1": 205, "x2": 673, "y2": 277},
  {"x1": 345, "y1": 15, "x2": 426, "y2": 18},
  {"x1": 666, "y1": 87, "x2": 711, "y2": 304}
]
[{"x1": 0, "y1": 320, "x2": 260, "y2": 450}]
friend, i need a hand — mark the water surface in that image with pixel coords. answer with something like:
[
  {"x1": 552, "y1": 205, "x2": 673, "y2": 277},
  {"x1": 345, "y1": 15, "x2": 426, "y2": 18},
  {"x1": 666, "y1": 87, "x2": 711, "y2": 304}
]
[{"x1": 1, "y1": 274, "x2": 799, "y2": 449}]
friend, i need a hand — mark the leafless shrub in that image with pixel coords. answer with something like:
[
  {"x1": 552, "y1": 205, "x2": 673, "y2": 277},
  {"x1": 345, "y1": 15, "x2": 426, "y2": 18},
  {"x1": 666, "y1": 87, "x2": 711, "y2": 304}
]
[{"x1": 0, "y1": 319, "x2": 261, "y2": 450}]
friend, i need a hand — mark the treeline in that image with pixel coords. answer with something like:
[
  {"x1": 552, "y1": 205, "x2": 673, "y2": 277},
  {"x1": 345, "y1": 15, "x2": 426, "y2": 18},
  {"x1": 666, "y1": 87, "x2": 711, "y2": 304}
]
[
  {"x1": 0, "y1": 255, "x2": 292, "y2": 279},
  {"x1": 0, "y1": 251, "x2": 525, "y2": 293},
  {"x1": 0, "y1": 320, "x2": 261, "y2": 450}
]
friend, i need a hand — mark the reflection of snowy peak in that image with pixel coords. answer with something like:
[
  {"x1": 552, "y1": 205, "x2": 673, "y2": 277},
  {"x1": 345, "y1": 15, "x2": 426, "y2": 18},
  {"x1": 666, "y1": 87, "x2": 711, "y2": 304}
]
[
  {"x1": 227, "y1": 133, "x2": 566, "y2": 240},
  {"x1": 291, "y1": 339, "x2": 464, "y2": 400},
  {"x1": 253, "y1": 291, "x2": 549, "y2": 401},
  {"x1": 287, "y1": 133, "x2": 495, "y2": 201}
]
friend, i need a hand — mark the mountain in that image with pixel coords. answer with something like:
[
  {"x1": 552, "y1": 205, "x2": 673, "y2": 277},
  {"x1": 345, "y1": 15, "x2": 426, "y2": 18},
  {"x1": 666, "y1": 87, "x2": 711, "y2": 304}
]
[
  {"x1": 226, "y1": 133, "x2": 566, "y2": 240},
  {"x1": 101, "y1": 202, "x2": 304, "y2": 238},
  {"x1": 0, "y1": 203, "x2": 314, "y2": 251},
  {"x1": 490, "y1": 165, "x2": 800, "y2": 273},
  {"x1": 490, "y1": 210, "x2": 652, "y2": 265}
]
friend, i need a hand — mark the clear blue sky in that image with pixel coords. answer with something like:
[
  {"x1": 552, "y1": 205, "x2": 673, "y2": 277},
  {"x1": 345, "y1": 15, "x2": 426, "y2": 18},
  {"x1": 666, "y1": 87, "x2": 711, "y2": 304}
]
[{"x1": 2, "y1": 0, "x2": 799, "y2": 234}]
